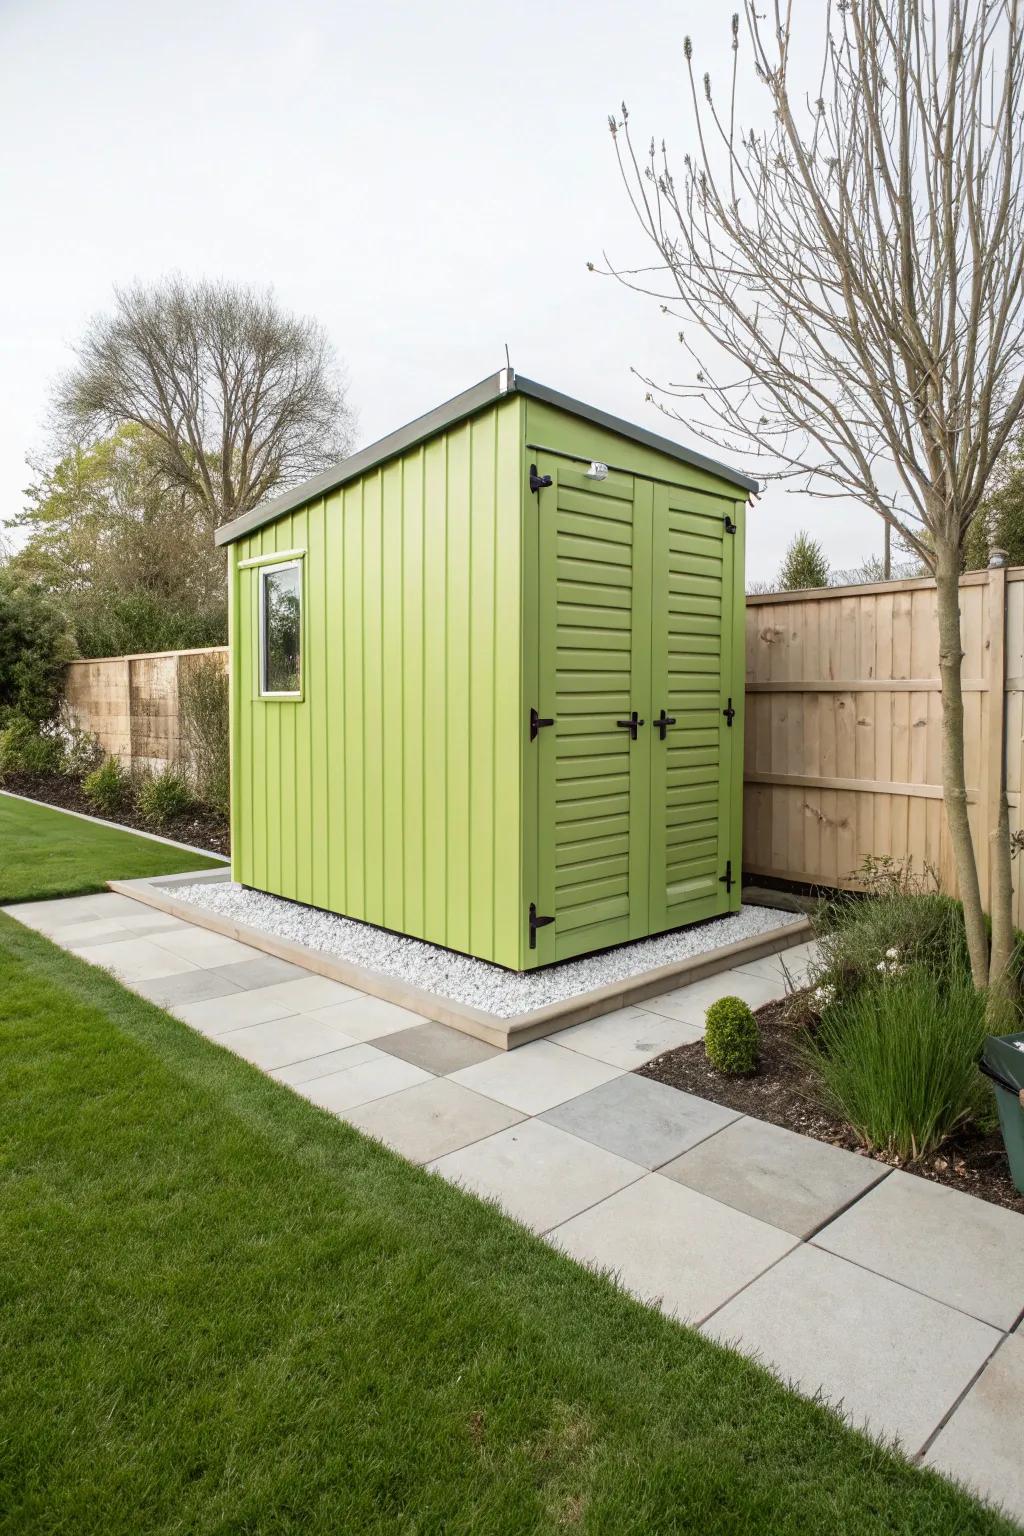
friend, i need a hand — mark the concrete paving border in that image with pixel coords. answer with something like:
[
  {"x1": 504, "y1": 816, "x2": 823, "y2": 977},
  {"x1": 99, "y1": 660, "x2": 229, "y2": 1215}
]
[{"x1": 106, "y1": 869, "x2": 813, "y2": 1049}]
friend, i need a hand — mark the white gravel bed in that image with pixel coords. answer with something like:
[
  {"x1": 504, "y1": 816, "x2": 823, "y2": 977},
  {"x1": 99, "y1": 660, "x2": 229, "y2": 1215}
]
[{"x1": 168, "y1": 881, "x2": 804, "y2": 1018}]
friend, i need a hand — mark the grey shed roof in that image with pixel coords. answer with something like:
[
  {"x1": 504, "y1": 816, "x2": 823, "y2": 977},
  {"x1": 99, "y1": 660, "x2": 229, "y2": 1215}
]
[{"x1": 214, "y1": 368, "x2": 759, "y2": 547}]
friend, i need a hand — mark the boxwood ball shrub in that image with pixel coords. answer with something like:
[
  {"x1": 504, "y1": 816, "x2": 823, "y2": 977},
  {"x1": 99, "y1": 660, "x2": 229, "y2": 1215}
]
[
  {"x1": 83, "y1": 755, "x2": 132, "y2": 816},
  {"x1": 705, "y1": 996, "x2": 760, "y2": 1075},
  {"x1": 138, "y1": 768, "x2": 193, "y2": 829}
]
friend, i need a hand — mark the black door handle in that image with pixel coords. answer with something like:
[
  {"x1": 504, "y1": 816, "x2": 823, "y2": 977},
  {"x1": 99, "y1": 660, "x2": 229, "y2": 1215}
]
[
  {"x1": 654, "y1": 708, "x2": 677, "y2": 741},
  {"x1": 616, "y1": 710, "x2": 644, "y2": 740}
]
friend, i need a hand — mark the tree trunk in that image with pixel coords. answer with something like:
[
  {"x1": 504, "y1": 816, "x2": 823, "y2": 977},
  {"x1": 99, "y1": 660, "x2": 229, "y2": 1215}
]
[{"x1": 934, "y1": 538, "x2": 991, "y2": 988}]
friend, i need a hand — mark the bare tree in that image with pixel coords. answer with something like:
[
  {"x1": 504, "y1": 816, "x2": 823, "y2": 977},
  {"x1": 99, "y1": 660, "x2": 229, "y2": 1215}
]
[
  {"x1": 599, "y1": 0, "x2": 1024, "y2": 998},
  {"x1": 58, "y1": 277, "x2": 356, "y2": 526}
]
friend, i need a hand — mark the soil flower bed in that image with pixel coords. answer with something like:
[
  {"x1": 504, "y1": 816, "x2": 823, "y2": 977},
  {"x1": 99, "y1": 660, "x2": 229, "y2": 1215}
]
[{"x1": 638, "y1": 998, "x2": 1024, "y2": 1216}]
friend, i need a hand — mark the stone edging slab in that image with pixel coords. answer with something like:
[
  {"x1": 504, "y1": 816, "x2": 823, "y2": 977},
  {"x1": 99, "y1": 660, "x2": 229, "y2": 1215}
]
[{"x1": 106, "y1": 870, "x2": 812, "y2": 1050}]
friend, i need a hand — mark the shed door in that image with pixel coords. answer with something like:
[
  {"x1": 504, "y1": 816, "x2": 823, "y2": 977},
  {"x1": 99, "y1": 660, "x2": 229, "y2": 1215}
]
[
  {"x1": 534, "y1": 455, "x2": 652, "y2": 963},
  {"x1": 647, "y1": 482, "x2": 736, "y2": 930}
]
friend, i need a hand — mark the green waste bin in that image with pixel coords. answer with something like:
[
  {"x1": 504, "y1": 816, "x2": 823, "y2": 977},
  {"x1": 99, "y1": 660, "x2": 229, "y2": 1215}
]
[{"x1": 980, "y1": 1031, "x2": 1024, "y2": 1193}]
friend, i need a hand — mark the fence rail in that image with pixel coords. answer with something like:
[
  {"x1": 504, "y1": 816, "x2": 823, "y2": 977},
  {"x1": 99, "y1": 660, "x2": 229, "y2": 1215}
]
[
  {"x1": 743, "y1": 566, "x2": 1024, "y2": 924},
  {"x1": 64, "y1": 647, "x2": 229, "y2": 775}
]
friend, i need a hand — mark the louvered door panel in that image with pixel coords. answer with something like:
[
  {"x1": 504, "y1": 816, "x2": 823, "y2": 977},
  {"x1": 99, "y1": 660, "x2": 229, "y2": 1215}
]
[{"x1": 535, "y1": 458, "x2": 650, "y2": 963}]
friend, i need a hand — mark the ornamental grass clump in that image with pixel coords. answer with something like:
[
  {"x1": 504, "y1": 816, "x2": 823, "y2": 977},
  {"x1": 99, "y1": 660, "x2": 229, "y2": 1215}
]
[
  {"x1": 138, "y1": 768, "x2": 193, "y2": 829},
  {"x1": 704, "y1": 996, "x2": 760, "y2": 1075},
  {"x1": 805, "y1": 967, "x2": 989, "y2": 1162},
  {"x1": 83, "y1": 755, "x2": 132, "y2": 816}
]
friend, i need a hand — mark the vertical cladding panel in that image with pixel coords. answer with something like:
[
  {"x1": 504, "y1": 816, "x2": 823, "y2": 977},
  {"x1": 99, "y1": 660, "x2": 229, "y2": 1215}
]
[
  {"x1": 276, "y1": 516, "x2": 299, "y2": 902},
  {"x1": 342, "y1": 480, "x2": 366, "y2": 916},
  {"x1": 401, "y1": 450, "x2": 426, "y2": 940},
  {"x1": 422, "y1": 437, "x2": 448, "y2": 945},
  {"x1": 306, "y1": 498, "x2": 328, "y2": 909},
  {"x1": 493, "y1": 406, "x2": 525, "y2": 966},
  {"x1": 324, "y1": 491, "x2": 346, "y2": 911},
  {"x1": 381, "y1": 459, "x2": 405, "y2": 931},
  {"x1": 444, "y1": 423, "x2": 472, "y2": 954},
  {"x1": 362, "y1": 474, "x2": 385, "y2": 925},
  {"x1": 469, "y1": 411, "x2": 496, "y2": 960}
]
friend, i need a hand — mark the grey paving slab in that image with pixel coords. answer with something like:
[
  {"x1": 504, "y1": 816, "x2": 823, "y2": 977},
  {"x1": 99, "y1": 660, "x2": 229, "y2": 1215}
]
[
  {"x1": 374, "y1": 1020, "x2": 500, "y2": 1075},
  {"x1": 734, "y1": 941, "x2": 821, "y2": 988},
  {"x1": 925, "y1": 1332, "x2": 1024, "y2": 1527},
  {"x1": 661, "y1": 1115, "x2": 889, "y2": 1238},
  {"x1": 549, "y1": 1173, "x2": 796, "y2": 1324},
  {"x1": 3, "y1": 892, "x2": 146, "y2": 930},
  {"x1": 132, "y1": 968, "x2": 246, "y2": 1009},
  {"x1": 554, "y1": 1006, "x2": 704, "y2": 1068},
  {"x1": 70, "y1": 936, "x2": 199, "y2": 983},
  {"x1": 149, "y1": 926, "x2": 258, "y2": 968},
  {"x1": 814, "y1": 1169, "x2": 1024, "y2": 1329},
  {"x1": 704, "y1": 1244, "x2": 1001, "y2": 1453},
  {"x1": 209, "y1": 954, "x2": 312, "y2": 991},
  {"x1": 429, "y1": 1119, "x2": 644, "y2": 1234},
  {"x1": 449, "y1": 1039, "x2": 623, "y2": 1116},
  {"x1": 345, "y1": 1078, "x2": 525, "y2": 1164},
  {"x1": 215, "y1": 1015, "x2": 367, "y2": 1071},
  {"x1": 173, "y1": 986, "x2": 310, "y2": 1034},
  {"x1": 296, "y1": 1053, "x2": 432, "y2": 1114},
  {"x1": 638, "y1": 969, "x2": 783, "y2": 1027},
  {"x1": 273, "y1": 1046, "x2": 403, "y2": 1087},
  {"x1": 238, "y1": 974, "x2": 364, "y2": 1016},
  {"x1": 307, "y1": 994, "x2": 430, "y2": 1041},
  {"x1": 541, "y1": 1075, "x2": 739, "y2": 1170}
]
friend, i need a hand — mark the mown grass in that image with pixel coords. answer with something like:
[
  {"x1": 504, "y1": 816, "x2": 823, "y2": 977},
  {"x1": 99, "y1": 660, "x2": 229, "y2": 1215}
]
[
  {"x1": 0, "y1": 913, "x2": 1011, "y2": 1535},
  {"x1": 0, "y1": 792, "x2": 222, "y2": 904}
]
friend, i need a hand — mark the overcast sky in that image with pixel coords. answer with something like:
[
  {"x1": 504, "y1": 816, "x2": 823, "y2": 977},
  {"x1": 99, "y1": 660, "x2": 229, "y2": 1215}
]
[{"x1": 0, "y1": 0, "x2": 885, "y2": 584}]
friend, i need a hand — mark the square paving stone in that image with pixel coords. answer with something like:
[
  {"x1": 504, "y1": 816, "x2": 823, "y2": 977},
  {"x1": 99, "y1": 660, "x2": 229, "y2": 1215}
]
[
  {"x1": 925, "y1": 1333, "x2": 1024, "y2": 1526},
  {"x1": 71, "y1": 937, "x2": 199, "y2": 983},
  {"x1": 734, "y1": 941, "x2": 821, "y2": 988},
  {"x1": 272, "y1": 1047, "x2": 391, "y2": 1086},
  {"x1": 4, "y1": 892, "x2": 145, "y2": 931},
  {"x1": 148, "y1": 927, "x2": 259, "y2": 967},
  {"x1": 661, "y1": 1115, "x2": 889, "y2": 1237},
  {"x1": 133, "y1": 968, "x2": 246, "y2": 1008},
  {"x1": 704, "y1": 1244, "x2": 1000, "y2": 1453},
  {"x1": 813, "y1": 1169, "x2": 1024, "y2": 1329},
  {"x1": 639, "y1": 969, "x2": 784, "y2": 1027},
  {"x1": 375, "y1": 1021, "x2": 500, "y2": 1075},
  {"x1": 428, "y1": 1119, "x2": 644, "y2": 1234},
  {"x1": 173, "y1": 986, "x2": 311, "y2": 1034},
  {"x1": 449, "y1": 1039, "x2": 623, "y2": 1116},
  {"x1": 345, "y1": 1078, "x2": 524, "y2": 1164},
  {"x1": 308, "y1": 994, "x2": 429, "y2": 1041},
  {"x1": 541, "y1": 1075, "x2": 739, "y2": 1169},
  {"x1": 554, "y1": 1007, "x2": 704, "y2": 1068},
  {"x1": 209, "y1": 954, "x2": 312, "y2": 991},
  {"x1": 295, "y1": 1054, "x2": 432, "y2": 1114},
  {"x1": 215, "y1": 1015, "x2": 366, "y2": 1071},
  {"x1": 549, "y1": 1173, "x2": 796, "y2": 1324},
  {"x1": 238, "y1": 975, "x2": 364, "y2": 1016}
]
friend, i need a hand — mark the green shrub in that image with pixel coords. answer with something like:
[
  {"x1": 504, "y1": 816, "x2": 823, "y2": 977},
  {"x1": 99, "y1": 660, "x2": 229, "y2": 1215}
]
[
  {"x1": 805, "y1": 968, "x2": 988, "y2": 1161},
  {"x1": 178, "y1": 655, "x2": 229, "y2": 813},
  {"x1": 0, "y1": 716, "x2": 66, "y2": 778},
  {"x1": 0, "y1": 571, "x2": 76, "y2": 725},
  {"x1": 83, "y1": 755, "x2": 132, "y2": 816},
  {"x1": 807, "y1": 884, "x2": 973, "y2": 1010},
  {"x1": 138, "y1": 768, "x2": 193, "y2": 829},
  {"x1": 705, "y1": 996, "x2": 760, "y2": 1075}
]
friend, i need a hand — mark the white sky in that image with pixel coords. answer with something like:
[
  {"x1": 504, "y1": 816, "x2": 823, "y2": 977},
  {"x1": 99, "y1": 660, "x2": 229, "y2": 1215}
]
[{"x1": 0, "y1": 0, "x2": 885, "y2": 585}]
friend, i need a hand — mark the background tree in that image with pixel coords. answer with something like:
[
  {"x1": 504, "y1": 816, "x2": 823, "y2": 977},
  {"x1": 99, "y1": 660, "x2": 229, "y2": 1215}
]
[
  {"x1": 601, "y1": 1, "x2": 1024, "y2": 999},
  {"x1": 776, "y1": 531, "x2": 830, "y2": 591},
  {"x1": 964, "y1": 428, "x2": 1024, "y2": 569},
  {"x1": 56, "y1": 276, "x2": 356, "y2": 527},
  {"x1": 0, "y1": 570, "x2": 76, "y2": 725},
  {"x1": 10, "y1": 426, "x2": 227, "y2": 656}
]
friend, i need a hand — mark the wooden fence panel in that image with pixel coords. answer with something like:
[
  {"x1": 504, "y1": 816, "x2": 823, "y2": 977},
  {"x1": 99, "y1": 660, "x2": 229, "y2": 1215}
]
[
  {"x1": 742, "y1": 569, "x2": 1022, "y2": 921},
  {"x1": 64, "y1": 647, "x2": 228, "y2": 776}
]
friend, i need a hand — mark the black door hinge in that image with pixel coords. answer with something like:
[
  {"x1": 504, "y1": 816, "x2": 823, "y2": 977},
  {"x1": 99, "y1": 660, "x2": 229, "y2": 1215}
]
[
  {"x1": 719, "y1": 860, "x2": 734, "y2": 894},
  {"x1": 530, "y1": 463, "x2": 553, "y2": 494},
  {"x1": 530, "y1": 706, "x2": 555, "y2": 741},
  {"x1": 529, "y1": 902, "x2": 555, "y2": 948},
  {"x1": 722, "y1": 697, "x2": 736, "y2": 726},
  {"x1": 723, "y1": 514, "x2": 737, "y2": 533}
]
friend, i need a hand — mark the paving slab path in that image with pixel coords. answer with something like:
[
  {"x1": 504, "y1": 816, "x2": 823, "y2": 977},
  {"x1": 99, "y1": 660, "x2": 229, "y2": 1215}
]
[{"x1": 7, "y1": 889, "x2": 1023, "y2": 1528}]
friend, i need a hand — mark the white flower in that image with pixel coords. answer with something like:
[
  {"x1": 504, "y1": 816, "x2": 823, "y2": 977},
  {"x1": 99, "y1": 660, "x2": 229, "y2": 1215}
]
[
  {"x1": 876, "y1": 961, "x2": 887, "y2": 972},
  {"x1": 885, "y1": 947, "x2": 899, "y2": 960}
]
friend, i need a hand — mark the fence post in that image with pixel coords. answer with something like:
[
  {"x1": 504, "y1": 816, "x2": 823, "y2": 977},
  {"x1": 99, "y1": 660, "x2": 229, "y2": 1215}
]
[{"x1": 984, "y1": 564, "x2": 1008, "y2": 914}]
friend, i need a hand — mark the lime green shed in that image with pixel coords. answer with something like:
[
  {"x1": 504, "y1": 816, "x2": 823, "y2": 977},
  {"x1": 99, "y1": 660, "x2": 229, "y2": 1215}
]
[{"x1": 215, "y1": 370, "x2": 756, "y2": 971}]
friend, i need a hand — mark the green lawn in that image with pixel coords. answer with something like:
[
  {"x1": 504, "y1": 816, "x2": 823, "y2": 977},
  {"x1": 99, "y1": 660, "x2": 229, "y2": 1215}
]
[
  {"x1": 0, "y1": 792, "x2": 224, "y2": 904},
  {"x1": 0, "y1": 914, "x2": 1010, "y2": 1535}
]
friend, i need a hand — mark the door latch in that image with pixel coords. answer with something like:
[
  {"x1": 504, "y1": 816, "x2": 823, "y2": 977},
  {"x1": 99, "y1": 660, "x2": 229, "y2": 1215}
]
[
  {"x1": 719, "y1": 860, "x2": 734, "y2": 894},
  {"x1": 530, "y1": 707, "x2": 555, "y2": 741},
  {"x1": 654, "y1": 708, "x2": 677, "y2": 740},
  {"x1": 723, "y1": 514, "x2": 737, "y2": 534},
  {"x1": 529, "y1": 463, "x2": 553, "y2": 494},
  {"x1": 529, "y1": 902, "x2": 555, "y2": 948},
  {"x1": 615, "y1": 709, "x2": 644, "y2": 740},
  {"x1": 722, "y1": 697, "x2": 736, "y2": 726}
]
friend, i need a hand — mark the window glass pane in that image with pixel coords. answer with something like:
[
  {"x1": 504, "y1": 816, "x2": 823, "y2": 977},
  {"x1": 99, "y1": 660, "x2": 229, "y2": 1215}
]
[{"x1": 262, "y1": 565, "x2": 301, "y2": 694}]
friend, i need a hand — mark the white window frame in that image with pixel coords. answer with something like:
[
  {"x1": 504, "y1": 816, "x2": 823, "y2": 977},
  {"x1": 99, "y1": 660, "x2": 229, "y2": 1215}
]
[{"x1": 257, "y1": 558, "x2": 304, "y2": 700}]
